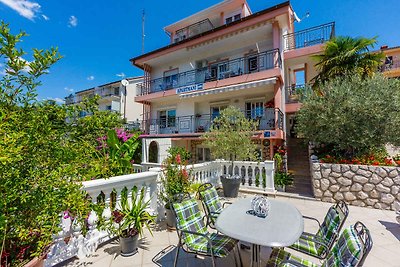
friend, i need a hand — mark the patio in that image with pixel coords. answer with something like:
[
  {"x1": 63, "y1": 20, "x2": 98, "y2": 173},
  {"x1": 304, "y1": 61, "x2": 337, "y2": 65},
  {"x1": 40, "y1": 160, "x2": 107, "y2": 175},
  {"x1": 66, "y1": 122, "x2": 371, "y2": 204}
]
[{"x1": 64, "y1": 194, "x2": 400, "y2": 267}]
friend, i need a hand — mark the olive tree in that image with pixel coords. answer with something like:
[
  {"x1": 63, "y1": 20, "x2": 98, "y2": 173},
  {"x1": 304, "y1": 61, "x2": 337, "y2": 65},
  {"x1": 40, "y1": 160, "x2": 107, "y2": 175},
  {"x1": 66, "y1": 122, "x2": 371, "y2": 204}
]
[
  {"x1": 204, "y1": 106, "x2": 259, "y2": 170},
  {"x1": 296, "y1": 74, "x2": 400, "y2": 158}
]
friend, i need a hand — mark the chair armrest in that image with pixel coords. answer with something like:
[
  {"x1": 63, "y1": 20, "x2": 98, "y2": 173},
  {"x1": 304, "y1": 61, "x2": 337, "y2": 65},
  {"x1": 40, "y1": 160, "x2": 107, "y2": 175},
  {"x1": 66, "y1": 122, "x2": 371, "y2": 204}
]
[
  {"x1": 279, "y1": 259, "x2": 307, "y2": 267},
  {"x1": 178, "y1": 229, "x2": 215, "y2": 256},
  {"x1": 301, "y1": 232, "x2": 330, "y2": 257},
  {"x1": 222, "y1": 202, "x2": 232, "y2": 208},
  {"x1": 210, "y1": 211, "x2": 221, "y2": 217},
  {"x1": 303, "y1": 215, "x2": 321, "y2": 228}
]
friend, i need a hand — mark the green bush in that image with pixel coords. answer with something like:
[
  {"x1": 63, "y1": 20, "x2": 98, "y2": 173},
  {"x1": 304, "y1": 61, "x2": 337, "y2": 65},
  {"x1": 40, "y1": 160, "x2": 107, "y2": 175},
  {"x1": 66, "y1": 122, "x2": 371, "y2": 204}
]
[{"x1": 296, "y1": 74, "x2": 400, "y2": 158}]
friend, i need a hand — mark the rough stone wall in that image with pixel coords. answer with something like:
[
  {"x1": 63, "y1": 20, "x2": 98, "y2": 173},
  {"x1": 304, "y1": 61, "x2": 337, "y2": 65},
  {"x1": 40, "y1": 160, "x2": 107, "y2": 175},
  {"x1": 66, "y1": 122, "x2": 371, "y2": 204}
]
[{"x1": 311, "y1": 162, "x2": 400, "y2": 210}]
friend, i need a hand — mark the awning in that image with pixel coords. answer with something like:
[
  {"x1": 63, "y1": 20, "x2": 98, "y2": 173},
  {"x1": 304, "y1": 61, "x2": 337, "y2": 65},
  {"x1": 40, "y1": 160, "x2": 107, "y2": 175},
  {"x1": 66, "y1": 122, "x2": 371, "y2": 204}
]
[{"x1": 179, "y1": 77, "x2": 277, "y2": 98}]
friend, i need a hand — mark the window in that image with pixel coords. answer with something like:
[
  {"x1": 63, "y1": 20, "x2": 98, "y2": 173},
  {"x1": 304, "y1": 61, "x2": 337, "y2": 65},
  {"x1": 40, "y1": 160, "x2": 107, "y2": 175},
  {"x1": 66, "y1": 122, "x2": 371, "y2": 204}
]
[
  {"x1": 209, "y1": 61, "x2": 228, "y2": 80},
  {"x1": 163, "y1": 69, "x2": 179, "y2": 89},
  {"x1": 245, "y1": 101, "x2": 264, "y2": 119},
  {"x1": 225, "y1": 17, "x2": 233, "y2": 24},
  {"x1": 159, "y1": 109, "x2": 176, "y2": 128},
  {"x1": 210, "y1": 105, "x2": 227, "y2": 120},
  {"x1": 106, "y1": 105, "x2": 112, "y2": 110},
  {"x1": 197, "y1": 147, "x2": 211, "y2": 162},
  {"x1": 225, "y1": 13, "x2": 241, "y2": 25},
  {"x1": 114, "y1": 88, "x2": 120, "y2": 96},
  {"x1": 293, "y1": 69, "x2": 306, "y2": 86}
]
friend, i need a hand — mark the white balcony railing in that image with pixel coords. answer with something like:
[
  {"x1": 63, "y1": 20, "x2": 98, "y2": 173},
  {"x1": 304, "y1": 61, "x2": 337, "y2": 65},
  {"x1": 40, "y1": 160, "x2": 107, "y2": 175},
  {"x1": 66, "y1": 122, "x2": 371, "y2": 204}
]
[{"x1": 45, "y1": 160, "x2": 274, "y2": 266}]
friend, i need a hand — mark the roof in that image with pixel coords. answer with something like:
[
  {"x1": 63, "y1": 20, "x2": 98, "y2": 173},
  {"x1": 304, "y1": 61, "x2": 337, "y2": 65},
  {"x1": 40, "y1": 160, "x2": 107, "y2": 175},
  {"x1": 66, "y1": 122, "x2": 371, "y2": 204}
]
[
  {"x1": 75, "y1": 76, "x2": 143, "y2": 94},
  {"x1": 130, "y1": 1, "x2": 291, "y2": 68}
]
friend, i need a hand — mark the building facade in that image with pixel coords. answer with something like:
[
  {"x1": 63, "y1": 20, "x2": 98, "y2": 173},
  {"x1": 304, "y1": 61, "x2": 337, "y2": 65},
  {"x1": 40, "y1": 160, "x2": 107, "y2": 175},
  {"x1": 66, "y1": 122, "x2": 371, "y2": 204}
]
[
  {"x1": 130, "y1": 0, "x2": 335, "y2": 164},
  {"x1": 65, "y1": 77, "x2": 144, "y2": 124},
  {"x1": 380, "y1": 46, "x2": 400, "y2": 78}
]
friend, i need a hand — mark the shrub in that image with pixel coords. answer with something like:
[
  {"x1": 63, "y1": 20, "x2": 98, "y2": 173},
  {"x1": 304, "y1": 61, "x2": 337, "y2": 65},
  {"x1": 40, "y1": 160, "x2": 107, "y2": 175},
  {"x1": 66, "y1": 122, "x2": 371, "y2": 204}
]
[{"x1": 296, "y1": 74, "x2": 400, "y2": 159}]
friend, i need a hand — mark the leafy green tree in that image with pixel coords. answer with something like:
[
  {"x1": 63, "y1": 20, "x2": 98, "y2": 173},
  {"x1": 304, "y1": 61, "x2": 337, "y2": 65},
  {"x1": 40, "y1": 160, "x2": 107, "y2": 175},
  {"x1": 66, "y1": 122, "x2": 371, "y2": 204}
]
[
  {"x1": 312, "y1": 36, "x2": 384, "y2": 86},
  {"x1": 204, "y1": 106, "x2": 258, "y2": 170},
  {"x1": 296, "y1": 74, "x2": 400, "y2": 158}
]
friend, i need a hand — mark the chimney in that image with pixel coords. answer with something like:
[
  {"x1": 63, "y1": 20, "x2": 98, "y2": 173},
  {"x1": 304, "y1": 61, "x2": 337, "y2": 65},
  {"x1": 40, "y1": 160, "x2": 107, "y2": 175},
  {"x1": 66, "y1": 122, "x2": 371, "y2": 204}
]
[{"x1": 380, "y1": 45, "x2": 388, "y2": 50}]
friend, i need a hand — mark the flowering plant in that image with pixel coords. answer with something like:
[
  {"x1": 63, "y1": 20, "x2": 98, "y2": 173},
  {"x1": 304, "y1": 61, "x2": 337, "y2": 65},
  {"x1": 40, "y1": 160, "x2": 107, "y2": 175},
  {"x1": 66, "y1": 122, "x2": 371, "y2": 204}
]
[
  {"x1": 95, "y1": 128, "x2": 141, "y2": 177},
  {"x1": 159, "y1": 147, "x2": 192, "y2": 207},
  {"x1": 319, "y1": 153, "x2": 395, "y2": 166}
]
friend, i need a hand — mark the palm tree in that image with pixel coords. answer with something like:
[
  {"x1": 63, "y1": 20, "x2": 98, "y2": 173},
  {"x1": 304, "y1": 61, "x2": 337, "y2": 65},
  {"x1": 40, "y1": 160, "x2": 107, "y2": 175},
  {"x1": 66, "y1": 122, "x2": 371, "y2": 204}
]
[{"x1": 311, "y1": 36, "x2": 384, "y2": 86}]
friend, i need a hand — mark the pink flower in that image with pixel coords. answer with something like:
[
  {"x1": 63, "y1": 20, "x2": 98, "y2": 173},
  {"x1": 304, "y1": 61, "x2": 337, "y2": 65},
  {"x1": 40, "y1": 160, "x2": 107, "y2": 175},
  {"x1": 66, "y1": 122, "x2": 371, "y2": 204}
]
[{"x1": 175, "y1": 154, "x2": 181, "y2": 164}]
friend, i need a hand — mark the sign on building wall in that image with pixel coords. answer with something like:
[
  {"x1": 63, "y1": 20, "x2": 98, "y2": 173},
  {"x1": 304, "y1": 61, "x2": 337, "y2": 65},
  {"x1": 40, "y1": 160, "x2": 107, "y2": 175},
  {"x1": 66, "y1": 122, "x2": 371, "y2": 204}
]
[{"x1": 176, "y1": 84, "x2": 203, "y2": 94}]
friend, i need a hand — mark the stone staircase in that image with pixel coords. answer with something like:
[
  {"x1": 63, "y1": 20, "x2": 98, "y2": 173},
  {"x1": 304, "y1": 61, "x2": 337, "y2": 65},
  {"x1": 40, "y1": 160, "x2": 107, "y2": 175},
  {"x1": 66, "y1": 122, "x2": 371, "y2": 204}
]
[{"x1": 286, "y1": 138, "x2": 314, "y2": 197}]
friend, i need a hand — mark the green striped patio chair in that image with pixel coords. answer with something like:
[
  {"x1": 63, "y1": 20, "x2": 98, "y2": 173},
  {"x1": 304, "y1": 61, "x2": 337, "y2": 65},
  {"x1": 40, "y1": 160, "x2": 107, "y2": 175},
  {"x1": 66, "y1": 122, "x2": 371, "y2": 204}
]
[
  {"x1": 171, "y1": 193, "x2": 241, "y2": 267},
  {"x1": 289, "y1": 201, "x2": 349, "y2": 259},
  {"x1": 198, "y1": 183, "x2": 231, "y2": 229},
  {"x1": 266, "y1": 221, "x2": 373, "y2": 267}
]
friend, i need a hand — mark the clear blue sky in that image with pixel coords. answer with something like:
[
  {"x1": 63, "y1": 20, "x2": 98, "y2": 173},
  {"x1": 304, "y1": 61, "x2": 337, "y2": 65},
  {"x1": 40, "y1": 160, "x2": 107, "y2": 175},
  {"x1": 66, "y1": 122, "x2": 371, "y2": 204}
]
[{"x1": 0, "y1": 0, "x2": 399, "y2": 103}]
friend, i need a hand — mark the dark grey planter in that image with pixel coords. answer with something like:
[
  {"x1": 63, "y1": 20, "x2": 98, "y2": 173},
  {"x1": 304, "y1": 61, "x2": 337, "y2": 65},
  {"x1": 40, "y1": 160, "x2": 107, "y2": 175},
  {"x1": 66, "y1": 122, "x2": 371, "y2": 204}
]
[
  {"x1": 221, "y1": 175, "x2": 241, "y2": 198},
  {"x1": 120, "y1": 234, "x2": 139, "y2": 257},
  {"x1": 165, "y1": 206, "x2": 176, "y2": 229}
]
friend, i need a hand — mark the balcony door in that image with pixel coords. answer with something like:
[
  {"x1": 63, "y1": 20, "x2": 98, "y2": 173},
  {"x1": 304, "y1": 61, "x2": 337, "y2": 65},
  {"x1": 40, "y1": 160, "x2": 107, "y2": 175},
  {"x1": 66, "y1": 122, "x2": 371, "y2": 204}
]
[
  {"x1": 245, "y1": 101, "x2": 264, "y2": 119},
  {"x1": 159, "y1": 109, "x2": 176, "y2": 132},
  {"x1": 163, "y1": 69, "x2": 179, "y2": 89},
  {"x1": 210, "y1": 105, "x2": 227, "y2": 120}
]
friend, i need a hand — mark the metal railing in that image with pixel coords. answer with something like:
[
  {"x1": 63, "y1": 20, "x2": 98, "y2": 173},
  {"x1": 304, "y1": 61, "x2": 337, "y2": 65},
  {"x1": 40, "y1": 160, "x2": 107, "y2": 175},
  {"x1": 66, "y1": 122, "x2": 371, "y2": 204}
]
[
  {"x1": 283, "y1": 22, "x2": 335, "y2": 51},
  {"x1": 140, "y1": 108, "x2": 284, "y2": 135},
  {"x1": 137, "y1": 49, "x2": 281, "y2": 95},
  {"x1": 174, "y1": 18, "x2": 214, "y2": 43},
  {"x1": 286, "y1": 84, "x2": 308, "y2": 103},
  {"x1": 380, "y1": 60, "x2": 400, "y2": 72}
]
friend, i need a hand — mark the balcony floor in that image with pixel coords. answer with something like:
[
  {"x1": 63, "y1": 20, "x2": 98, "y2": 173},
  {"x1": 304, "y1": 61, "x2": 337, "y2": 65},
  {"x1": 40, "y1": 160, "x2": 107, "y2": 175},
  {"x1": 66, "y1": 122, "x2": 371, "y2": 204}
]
[{"x1": 65, "y1": 194, "x2": 400, "y2": 267}]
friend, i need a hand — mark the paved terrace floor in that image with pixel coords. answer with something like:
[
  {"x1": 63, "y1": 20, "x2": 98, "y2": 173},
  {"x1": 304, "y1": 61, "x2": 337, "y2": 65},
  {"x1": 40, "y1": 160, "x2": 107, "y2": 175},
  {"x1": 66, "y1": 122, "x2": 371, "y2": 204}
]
[{"x1": 65, "y1": 194, "x2": 400, "y2": 267}]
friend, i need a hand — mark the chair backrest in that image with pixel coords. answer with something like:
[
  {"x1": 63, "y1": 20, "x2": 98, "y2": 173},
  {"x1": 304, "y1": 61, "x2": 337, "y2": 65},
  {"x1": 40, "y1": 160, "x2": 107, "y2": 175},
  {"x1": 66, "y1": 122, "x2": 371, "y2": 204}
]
[
  {"x1": 317, "y1": 201, "x2": 349, "y2": 248},
  {"x1": 198, "y1": 183, "x2": 222, "y2": 222},
  {"x1": 322, "y1": 222, "x2": 372, "y2": 267},
  {"x1": 171, "y1": 193, "x2": 208, "y2": 245}
]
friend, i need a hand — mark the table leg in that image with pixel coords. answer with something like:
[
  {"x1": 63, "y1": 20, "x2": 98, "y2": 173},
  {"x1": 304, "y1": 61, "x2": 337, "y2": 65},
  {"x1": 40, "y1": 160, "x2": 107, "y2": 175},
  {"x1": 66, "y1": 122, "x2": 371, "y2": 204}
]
[{"x1": 250, "y1": 244, "x2": 261, "y2": 267}]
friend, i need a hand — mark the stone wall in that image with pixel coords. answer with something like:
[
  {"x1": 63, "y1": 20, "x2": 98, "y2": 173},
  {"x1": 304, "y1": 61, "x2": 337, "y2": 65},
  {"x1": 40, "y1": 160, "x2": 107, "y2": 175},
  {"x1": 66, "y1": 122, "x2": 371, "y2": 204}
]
[{"x1": 311, "y1": 162, "x2": 400, "y2": 210}]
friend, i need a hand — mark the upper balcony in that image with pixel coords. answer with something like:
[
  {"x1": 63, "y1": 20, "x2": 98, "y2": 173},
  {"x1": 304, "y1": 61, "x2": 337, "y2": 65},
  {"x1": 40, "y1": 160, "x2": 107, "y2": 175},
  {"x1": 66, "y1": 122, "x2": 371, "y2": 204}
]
[
  {"x1": 136, "y1": 48, "x2": 281, "y2": 96},
  {"x1": 283, "y1": 22, "x2": 335, "y2": 51},
  {"x1": 380, "y1": 60, "x2": 400, "y2": 77},
  {"x1": 173, "y1": 19, "x2": 215, "y2": 43}
]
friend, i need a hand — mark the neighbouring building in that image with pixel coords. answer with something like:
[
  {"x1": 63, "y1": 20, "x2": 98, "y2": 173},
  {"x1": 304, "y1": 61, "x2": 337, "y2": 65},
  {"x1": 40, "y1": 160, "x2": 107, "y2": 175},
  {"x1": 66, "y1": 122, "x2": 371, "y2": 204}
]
[
  {"x1": 130, "y1": 0, "x2": 335, "y2": 164},
  {"x1": 65, "y1": 77, "x2": 144, "y2": 124},
  {"x1": 379, "y1": 45, "x2": 400, "y2": 78}
]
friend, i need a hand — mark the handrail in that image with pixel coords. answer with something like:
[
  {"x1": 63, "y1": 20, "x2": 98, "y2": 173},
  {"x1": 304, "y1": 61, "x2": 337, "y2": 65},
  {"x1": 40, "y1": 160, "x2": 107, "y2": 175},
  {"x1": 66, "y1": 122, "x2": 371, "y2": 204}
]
[{"x1": 137, "y1": 48, "x2": 281, "y2": 95}]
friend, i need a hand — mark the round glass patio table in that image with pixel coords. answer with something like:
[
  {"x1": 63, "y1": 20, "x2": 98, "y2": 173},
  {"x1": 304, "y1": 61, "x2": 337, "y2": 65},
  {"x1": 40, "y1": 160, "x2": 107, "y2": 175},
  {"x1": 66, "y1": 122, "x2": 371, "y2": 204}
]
[{"x1": 215, "y1": 198, "x2": 304, "y2": 267}]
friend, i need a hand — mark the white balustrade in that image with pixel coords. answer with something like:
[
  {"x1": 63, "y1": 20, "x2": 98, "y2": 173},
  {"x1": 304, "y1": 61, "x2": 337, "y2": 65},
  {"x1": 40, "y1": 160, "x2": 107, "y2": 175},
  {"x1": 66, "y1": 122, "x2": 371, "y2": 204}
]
[
  {"x1": 45, "y1": 160, "x2": 274, "y2": 266},
  {"x1": 45, "y1": 171, "x2": 159, "y2": 267}
]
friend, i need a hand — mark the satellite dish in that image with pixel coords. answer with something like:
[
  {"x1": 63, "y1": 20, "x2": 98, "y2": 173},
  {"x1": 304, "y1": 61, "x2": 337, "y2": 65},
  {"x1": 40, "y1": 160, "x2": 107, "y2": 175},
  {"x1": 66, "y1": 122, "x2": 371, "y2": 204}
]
[{"x1": 121, "y1": 79, "x2": 129, "y2": 86}]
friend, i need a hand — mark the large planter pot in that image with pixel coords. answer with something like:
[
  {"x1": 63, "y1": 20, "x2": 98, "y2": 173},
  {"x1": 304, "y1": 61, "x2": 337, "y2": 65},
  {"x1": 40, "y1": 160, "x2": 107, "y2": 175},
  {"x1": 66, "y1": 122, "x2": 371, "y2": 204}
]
[
  {"x1": 165, "y1": 206, "x2": 176, "y2": 229},
  {"x1": 221, "y1": 175, "x2": 241, "y2": 198},
  {"x1": 120, "y1": 234, "x2": 139, "y2": 257},
  {"x1": 275, "y1": 185, "x2": 286, "y2": 192}
]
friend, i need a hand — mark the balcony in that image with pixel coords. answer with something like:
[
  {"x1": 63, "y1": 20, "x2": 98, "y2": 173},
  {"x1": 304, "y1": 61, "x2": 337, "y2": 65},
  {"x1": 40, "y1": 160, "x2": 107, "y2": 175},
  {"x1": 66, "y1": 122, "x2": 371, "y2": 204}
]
[
  {"x1": 285, "y1": 84, "x2": 310, "y2": 103},
  {"x1": 140, "y1": 108, "x2": 283, "y2": 135},
  {"x1": 173, "y1": 18, "x2": 214, "y2": 43},
  {"x1": 137, "y1": 49, "x2": 281, "y2": 96},
  {"x1": 381, "y1": 60, "x2": 400, "y2": 72},
  {"x1": 283, "y1": 22, "x2": 335, "y2": 51}
]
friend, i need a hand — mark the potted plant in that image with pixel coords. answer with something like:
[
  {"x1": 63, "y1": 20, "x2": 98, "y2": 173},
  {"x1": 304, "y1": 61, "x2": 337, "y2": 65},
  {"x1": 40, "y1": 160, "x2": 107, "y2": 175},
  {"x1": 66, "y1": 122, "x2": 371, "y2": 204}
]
[
  {"x1": 274, "y1": 171, "x2": 294, "y2": 192},
  {"x1": 108, "y1": 186, "x2": 155, "y2": 257},
  {"x1": 204, "y1": 106, "x2": 258, "y2": 197},
  {"x1": 159, "y1": 147, "x2": 192, "y2": 228}
]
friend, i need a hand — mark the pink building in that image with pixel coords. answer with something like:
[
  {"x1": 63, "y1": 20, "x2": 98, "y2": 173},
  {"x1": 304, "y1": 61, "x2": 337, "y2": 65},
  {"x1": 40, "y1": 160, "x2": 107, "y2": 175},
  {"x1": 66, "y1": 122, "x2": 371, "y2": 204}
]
[{"x1": 130, "y1": 0, "x2": 335, "y2": 164}]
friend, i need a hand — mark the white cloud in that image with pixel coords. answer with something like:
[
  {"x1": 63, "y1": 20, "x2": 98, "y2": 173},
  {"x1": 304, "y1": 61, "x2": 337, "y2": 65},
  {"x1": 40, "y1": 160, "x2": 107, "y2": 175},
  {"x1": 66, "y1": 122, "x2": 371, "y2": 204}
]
[
  {"x1": 116, "y1": 72, "x2": 125, "y2": 78},
  {"x1": 47, "y1": 97, "x2": 65, "y2": 104},
  {"x1": 41, "y1": 14, "x2": 49, "y2": 20},
  {"x1": 87, "y1": 75, "x2": 94, "y2": 81},
  {"x1": 64, "y1": 87, "x2": 74, "y2": 93},
  {"x1": 68, "y1": 15, "x2": 78, "y2": 27},
  {"x1": 0, "y1": 0, "x2": 41, "y2": 20}
]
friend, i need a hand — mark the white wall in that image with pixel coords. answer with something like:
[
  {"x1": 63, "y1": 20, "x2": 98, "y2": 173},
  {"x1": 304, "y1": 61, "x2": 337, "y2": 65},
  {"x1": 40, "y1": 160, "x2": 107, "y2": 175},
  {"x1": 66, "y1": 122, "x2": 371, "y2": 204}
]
[
  {"x1": 122, "y1": 78, "x2": 144, "y2": 123},
  {"x1": 142, "y1": 137, "x2": 172, "y2": 163}
]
